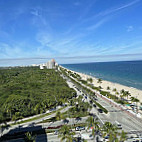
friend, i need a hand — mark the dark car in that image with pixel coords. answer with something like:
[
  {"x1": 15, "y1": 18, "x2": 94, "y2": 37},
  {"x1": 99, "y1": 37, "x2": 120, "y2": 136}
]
[
  {"x1": 73, "y1": 137, "x2": 83, "y2": 142},
  {"x1": 89, "y1": 113, "x2": 96, "y2": 117},
  {"x1": 98, "y1": 108, "x2": 103, "y2": 113},
  {"x1": 93, "y1": 97, "x2": 97, "y2": 100},
  {"x1": 93, "y1": 104, "x2": 96, "y2": 107},
  {"x1": 75, "y1": 117, "x2": 82, "y2": 121},
  {"x1": 89, "y1": 113, "x2": 93, "y2": 116},
  {"x1": 63, "y1": 119, "x2": 69, "y2": 124},
  {"x1": 49, "y1": 108, "x2": 56, "y2": 112}
]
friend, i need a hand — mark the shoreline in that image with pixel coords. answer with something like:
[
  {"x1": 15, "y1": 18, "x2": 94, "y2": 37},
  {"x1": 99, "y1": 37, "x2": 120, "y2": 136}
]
[{"x1": 62, "y1": 66, "x2": 142, "y2": 103}]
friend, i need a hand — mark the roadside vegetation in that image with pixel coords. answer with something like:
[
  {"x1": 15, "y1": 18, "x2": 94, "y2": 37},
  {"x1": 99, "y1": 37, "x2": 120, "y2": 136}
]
[{"x1": 39, "y1": 100, "x2": 90, "y2": 123}]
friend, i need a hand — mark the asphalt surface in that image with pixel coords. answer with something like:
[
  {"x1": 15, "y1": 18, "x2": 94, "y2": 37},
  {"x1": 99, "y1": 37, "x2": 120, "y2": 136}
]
[
  {"x1": 69, "y1": 75, "x2": 142, "y2": 133},
  {"x1": 66, "y1": 74, "x2": 142, "y2": 141},
  {"x1": 0, "y1": 106, "x2": 70, "y2": 137}
]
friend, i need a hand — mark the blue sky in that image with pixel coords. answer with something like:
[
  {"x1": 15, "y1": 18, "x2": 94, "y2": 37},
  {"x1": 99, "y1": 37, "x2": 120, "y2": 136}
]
[{"x1": 0, "y1": 0, "x2": 142, "y2": 65}]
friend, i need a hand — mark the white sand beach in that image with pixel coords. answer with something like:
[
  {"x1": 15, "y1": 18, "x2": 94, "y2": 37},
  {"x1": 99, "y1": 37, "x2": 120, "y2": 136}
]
[
  {"x1": 79, "y1": 72, "x2": 142, "y2": 101},
  {"x1": 64, "y1": 67, "x2": 142, "y2": 103}
]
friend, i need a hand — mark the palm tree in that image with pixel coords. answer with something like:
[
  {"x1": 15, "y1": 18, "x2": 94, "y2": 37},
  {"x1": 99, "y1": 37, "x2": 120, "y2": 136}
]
[
  {"x1": 78, "y1": 95, "x2": 83, "y2": 102},
  {"x1": 86, "y1": 116, "x2": 100, "y2": 136},
  {"x1": 58, "y1": 125, "x2": 75, "y2": 142},
  {"x1": 86, "y1": 116, "x2": 95, "y2": 137},
  {"x1": 120, "y1": 89, "x2": 126, "y2": 100},
  {"x1": 120, "y1": 89, "x2": 125, "y2": 94},
  {"x1": 102, "y1": 122, "x2": 119, "y2": 141},
  {"x1": 113, "y1": 88, "x2": 117, "y2": 92},
  {"x1": 126, "y1": 91, "x2": 131, "y2": 100},
  {"x1": 102, "y1": 122, "x2": 112, "y2": 137},
  {"x1": 131, "y1": 97, "x2": 139, "y2": 113},
  {"x1": 122, "y1": 91, "x2": 131, "y2": 100},
  {"x1": 107, "y1": 86, "x2": 110, "y2": 90},
  {"x1": 97, "y1": 78, "x2": 102, "y2": 84},
  {"x1": 131, "y1": 97, "x2": 139, "y2": 103},
  {"x1": 115, "y1": 91, "x2": 119, "y2": 97},
  {"x1": 24, "y1": 132, "x2": 36, "y2": 142},
  {"x1": 94, "y1": 120, "x2": 100, "y2": 134},
  {"x1": 69, "y1": 99, "x2": 74, "y2": 106},
  {"x1": 55, "y1": 111, "x2": 62, "y2": 121},
  {"x1": 86, "y1": 116, "x2": 94, "y2": 126},
  {"x1": 87, "y1": 78, "x2": 93, "y2": 83},
  {"x1": 119, "y1": 130, "x2": 127, "y2": 142}
]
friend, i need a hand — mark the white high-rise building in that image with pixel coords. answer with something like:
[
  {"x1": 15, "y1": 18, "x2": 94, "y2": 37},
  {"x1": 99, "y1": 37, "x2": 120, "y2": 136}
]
[
  {"x1": 46, "y1": 59, "x2": 56, "y2": 69},
  {"x1": 39, "y1": 59, "x2": 56, "y2": 69}
]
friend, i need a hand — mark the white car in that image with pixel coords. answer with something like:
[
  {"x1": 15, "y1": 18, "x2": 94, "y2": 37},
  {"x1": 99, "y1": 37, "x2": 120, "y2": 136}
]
[
  {"x1": 114, "y1": 121, "x2": 122, "y2": 129},
  {"x1": 81, "y1": 133, "x2": 94, "y2": 140}
]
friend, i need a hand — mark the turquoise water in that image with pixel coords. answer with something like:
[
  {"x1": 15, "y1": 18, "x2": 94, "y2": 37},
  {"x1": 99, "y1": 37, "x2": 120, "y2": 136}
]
[{"x1": 62, "y1": 60, "x2": 142, "y2": 90}]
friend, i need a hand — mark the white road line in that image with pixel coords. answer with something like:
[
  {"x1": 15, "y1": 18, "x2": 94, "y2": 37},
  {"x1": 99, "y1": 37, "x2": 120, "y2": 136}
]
[{"x1": 97, "y1": 114, "x2": 104, "y2": 125}]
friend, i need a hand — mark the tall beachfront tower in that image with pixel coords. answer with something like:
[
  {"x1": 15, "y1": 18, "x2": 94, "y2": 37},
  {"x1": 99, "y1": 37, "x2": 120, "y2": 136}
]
[
  {"x1": 46, "y1": 59, "x2": 56, "y2": 69},
  {"x1": 39, "y1": 59, "x2": 56, "y2": 69}
]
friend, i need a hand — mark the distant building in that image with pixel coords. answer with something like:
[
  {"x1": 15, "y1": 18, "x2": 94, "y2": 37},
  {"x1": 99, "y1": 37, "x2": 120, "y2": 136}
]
[
  {"x1": 32, "y1": 64, "x2": 38, "y2": 67},
  {"x1": 46, "y1": 59, "x2": 56, "y2": 69},
  {"x1": 39, "y1": 59, "x2": 57, "y2": 69},
  {"x1": 40, "y1": 65, "x2": 44, "y2": 69}
]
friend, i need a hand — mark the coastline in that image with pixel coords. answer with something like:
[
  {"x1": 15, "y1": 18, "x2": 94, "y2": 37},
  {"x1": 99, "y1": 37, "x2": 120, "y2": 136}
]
[{"x1": 63, "y1": 66, "x2": 142, "y2": 102}]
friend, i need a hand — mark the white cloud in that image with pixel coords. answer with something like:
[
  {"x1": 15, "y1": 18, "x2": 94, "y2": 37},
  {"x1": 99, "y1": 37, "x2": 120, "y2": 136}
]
[
  {"x1": 83, "y1": 0, "x2": 140, "y2": 24},
  {"x1": 98, "y1": 0, "x2": 140, "y2": 17},
  {"x1": 36, "y1": 32, "x2": 52, "y2": 46},
  {"x1": 74, "y1": 2, "x2": 80, "y2": 6},
  {"x1": 30, "y1": 7, "x2": 42, "y2": 17},
  {"x1": 127, "y1": 26, "x2": 134, "y2": 32},
  {"x1": 86, "y1": 17, "x2": 109, "y2": 31}
]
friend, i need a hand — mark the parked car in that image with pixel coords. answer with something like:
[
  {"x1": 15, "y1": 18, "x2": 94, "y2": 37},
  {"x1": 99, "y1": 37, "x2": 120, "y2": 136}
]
[
  {"x1": 63, "y1": 119, "x2": 69, "y2": 124},
  {"x1": 54, "y1": 130, "x2": 58, "y2": 135},
  {"x1": 114, "y1": 121, "x2": 122, "y2": 129},
  {"x1": 93, "y1": 104, "x2": 96, "y2": 107},
  {"x1": 75, "y1": 117, "x2": 82, "y2": 121},
  {"x1": 73, "y1": 137, "x2": 84, "y2": 142},
  {"x1": 89, "y1": 134, "x2": 94, "y2": 140},
  {"x1": 104, "y1": 135, "x2": 109, "y2": 142},
  {"x1": 98, "y1": 108, "x2": 103, "y2": 113},
  {"x1": 49, "y1": 108, "x2": 56, "y2": 112},
  {"x1": 75, "y1": 126, "x2": 85, "y2": 131}
]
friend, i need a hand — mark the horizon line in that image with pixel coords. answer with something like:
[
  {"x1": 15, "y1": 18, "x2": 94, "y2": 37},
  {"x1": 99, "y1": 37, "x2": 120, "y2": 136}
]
[{"x1": 0, "y1": 53, "x2": 142, "y2": 61}]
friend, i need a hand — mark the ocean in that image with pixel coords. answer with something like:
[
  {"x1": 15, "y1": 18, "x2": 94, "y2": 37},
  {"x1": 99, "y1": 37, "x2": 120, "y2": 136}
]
[{"x1": 62, "y1": 60, "x2": 142, "y2": 90}]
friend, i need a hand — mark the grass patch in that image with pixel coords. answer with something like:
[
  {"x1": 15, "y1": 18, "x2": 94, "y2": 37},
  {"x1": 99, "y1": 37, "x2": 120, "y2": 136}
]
[
  {"x1": 93, "y1": 100, "x2": 108, "y2": 114},
  {"x1": 39, "y1": 108, "x2": 89, "y2": 124},
  {"x1": 12, "y1": 107, "x2": 66, "y2": 126}
]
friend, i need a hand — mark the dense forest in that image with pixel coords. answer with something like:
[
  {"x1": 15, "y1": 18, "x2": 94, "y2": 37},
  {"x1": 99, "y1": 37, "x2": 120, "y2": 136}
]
[{"x1": 0, "y1": 67, "x2": 75, "y2": 123}]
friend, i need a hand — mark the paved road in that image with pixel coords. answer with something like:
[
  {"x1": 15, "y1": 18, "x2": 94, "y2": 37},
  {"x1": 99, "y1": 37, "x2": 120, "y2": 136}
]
[
  {"x1": 66, "y1": 74, "x2": 142, "y2": 136},
  {"x1": 88, "y1": 94, "x2": 142, "y2": 134},
  {"x1": 1, "y1": 106, "x2": 70, "y2": 137}
]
